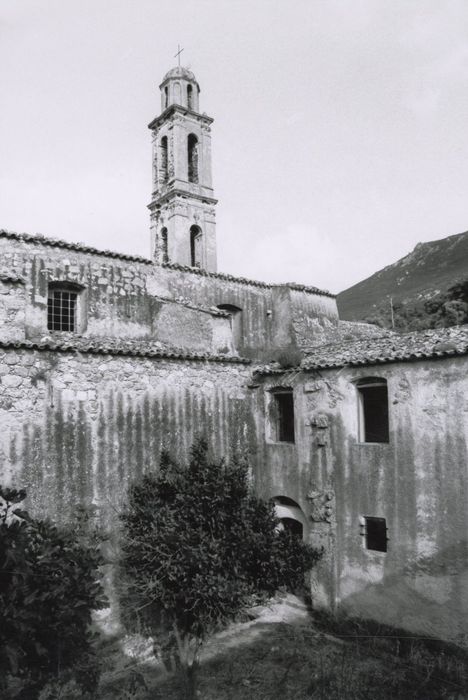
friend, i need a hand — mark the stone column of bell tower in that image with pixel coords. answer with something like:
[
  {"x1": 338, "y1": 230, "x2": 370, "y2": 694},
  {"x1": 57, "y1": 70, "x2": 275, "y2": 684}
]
[{"x1": 148, "y1": 66, "x2": 217, "y2": 272}]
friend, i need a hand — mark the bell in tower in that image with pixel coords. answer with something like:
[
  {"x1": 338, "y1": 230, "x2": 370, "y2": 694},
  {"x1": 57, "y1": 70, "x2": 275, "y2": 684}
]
[{"x1": 148, "y1": 64, "x2": 218, "y2": 272}]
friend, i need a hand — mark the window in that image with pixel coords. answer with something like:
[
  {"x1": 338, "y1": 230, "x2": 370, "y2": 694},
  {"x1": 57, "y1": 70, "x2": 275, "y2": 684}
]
[
  {"x1": 161, "y1": 227, "x2": 169, "y2": 263},
  {"x1": 47, "y1": 284, "x2": 79, "y2": 332},
  {"x1": 271, "y1": 389, "x2": 295, "y2": 443},
  {"x1": 273, "y1": 497, "x2": 305, "y2": 538},
  {"x1": 160, "y1": 136, "x2": 168, "y2": 184},
  {"x1": 187, "y1": 84, "x2": 193, "y2": 109},
  {"x1": 217, "y1": 304, "x2": 242, "y2": 351},
  {"x1": 190, "y1": 225, "x2": 202, "y2": 267},
  {"x1": 362, "y1": 516, "x2": 388, "y2": 552},
  {"x1": 187, "y1": 133, "x2": 199, "y2": 183},
  {"x1": 164, "y1": 86, "x2": 168, "y2": 109},
  {"x1": 357, "y1": 378, "x2": 389, "y2": 443}
]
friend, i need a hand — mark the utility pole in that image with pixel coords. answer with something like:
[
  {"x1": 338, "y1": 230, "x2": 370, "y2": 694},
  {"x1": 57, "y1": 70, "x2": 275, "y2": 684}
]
[{"x1": 390, "y1": 296, "x2": 395, "y2": 329}]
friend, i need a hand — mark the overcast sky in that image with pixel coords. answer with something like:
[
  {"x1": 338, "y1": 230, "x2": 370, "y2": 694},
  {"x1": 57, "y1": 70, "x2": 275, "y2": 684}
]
[{"x1": 1, "y1": 1, "x2": 468, "y2": 294}]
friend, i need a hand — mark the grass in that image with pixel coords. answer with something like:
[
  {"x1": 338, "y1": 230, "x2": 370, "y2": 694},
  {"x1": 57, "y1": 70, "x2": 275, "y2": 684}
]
[{"x1": 95, "y1": 608, "x2": 468, "y2": 700}]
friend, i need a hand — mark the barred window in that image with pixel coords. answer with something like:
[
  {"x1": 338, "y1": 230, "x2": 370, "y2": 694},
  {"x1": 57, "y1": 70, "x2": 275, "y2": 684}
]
[
  {"x1": 47, "y1": 286, "x2": 78, "y2": 332},
  {"x1": 362, "y1": 516, "x2": 388, "y2": 553}
]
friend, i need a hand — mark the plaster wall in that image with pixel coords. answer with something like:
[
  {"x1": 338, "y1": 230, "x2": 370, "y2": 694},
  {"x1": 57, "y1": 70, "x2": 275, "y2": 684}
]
[
  {"x1": 0, "y1": 346, "x2": 256, "y2": 528},
  {"x1": 260, "y1": 357, "x2": 468, "y2": 644},
  {"x1": 0, "y1": 239, "x2": 227, "y2": 354}
]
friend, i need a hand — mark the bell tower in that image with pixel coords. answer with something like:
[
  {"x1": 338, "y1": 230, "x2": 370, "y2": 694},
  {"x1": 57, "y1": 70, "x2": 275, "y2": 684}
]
[{"x1": 148, "y1": 66, "x2": 217, "y2": 272}]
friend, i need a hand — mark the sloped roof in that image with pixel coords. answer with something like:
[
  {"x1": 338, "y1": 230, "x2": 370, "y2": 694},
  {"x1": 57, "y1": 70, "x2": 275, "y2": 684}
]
[
  {"x1": 258, "y1": 325, "x2": 468, "y2": 375},
  {"x1": 0, "y1": 337, "x2": 250, "y2": 364},
  {"x1": 302, "y1": 325, "x2": 468, "y2": 370}
]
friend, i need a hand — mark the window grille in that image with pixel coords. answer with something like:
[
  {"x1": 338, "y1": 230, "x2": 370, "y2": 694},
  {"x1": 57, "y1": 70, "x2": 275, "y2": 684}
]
[
  {"x1": 47, "y1": 288, "x2": 77, "y2": 332},
  {"x1": 362, "y1": 516, "x2": 388, "y2": 552}
]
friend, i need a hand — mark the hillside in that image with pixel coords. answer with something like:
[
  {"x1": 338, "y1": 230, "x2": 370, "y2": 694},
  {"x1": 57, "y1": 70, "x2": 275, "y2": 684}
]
[{"x1": 337, "y1": 230, "x2": 468, "y2": 323}]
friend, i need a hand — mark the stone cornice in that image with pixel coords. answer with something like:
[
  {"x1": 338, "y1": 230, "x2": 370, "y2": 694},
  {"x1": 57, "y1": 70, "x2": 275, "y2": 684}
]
[
  {"x1": 148, "y1": 104, "x2": 214, "y2": 130},
  {"x1": 148, "y1": 189, "x2": 218, "y2": 209}
]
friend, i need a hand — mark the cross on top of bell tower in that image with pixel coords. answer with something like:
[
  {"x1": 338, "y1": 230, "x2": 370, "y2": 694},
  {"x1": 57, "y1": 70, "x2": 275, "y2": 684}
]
[{"x1": 174, "y1": 44, "x2": 184, "y2": 67}]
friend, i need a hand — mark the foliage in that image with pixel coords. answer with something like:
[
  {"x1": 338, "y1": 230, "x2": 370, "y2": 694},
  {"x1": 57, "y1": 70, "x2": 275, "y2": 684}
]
[
  {"x1": 0, "y1": 486, "x2": 107, "y2": 699},
  {"x1": 275, "y1": 345, "x2": 304, "y2": 369},
  {"x1": 119, "y1": 440, "x2": 320, "y2": 697},
  {"x1": 363, "y1": 277, "x2": 468, "y2": 332}
]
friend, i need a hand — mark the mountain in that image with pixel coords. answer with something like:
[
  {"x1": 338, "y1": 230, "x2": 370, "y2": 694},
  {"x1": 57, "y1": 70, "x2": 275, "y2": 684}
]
[{"x1": 337, "y1": 230, "x2": 468, "y2": 323}]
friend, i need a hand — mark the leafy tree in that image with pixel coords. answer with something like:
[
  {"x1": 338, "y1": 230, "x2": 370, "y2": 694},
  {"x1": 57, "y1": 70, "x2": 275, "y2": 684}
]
[
  {"x1": 119, "y1": 440, "x2": 321, "y2": 699},
  {"x1": 0, "y1": 487, "x2": 107, "y2": 699}
]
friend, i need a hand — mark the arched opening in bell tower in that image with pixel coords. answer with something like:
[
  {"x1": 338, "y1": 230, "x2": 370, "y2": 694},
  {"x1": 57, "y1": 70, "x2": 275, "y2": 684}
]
[
  {"x1": 190, "y1": 225, "x2": 202, "y2": 267},
  {"x1": 161, "y1": 227, "x2": 169, "y2": 263},
  {"x1": 160, "y1": 136, "x2": 168, "y2": 184},
  {"x1": 187, "y1": 84, "x2": 193, "y2": 110},
  {"x1": 187, "y1": 134, "x2": 199, "y2": 183}
]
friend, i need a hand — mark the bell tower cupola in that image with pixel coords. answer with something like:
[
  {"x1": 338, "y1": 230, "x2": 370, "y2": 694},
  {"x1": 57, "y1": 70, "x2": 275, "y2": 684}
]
[{"x1": 148, "y1": 65, "x2": 217, "y2": 272}]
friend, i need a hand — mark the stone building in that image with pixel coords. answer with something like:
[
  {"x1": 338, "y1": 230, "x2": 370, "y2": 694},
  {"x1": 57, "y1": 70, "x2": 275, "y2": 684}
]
[{"x1": 1, "y1": 65, "x2": 467, "y2": 644}]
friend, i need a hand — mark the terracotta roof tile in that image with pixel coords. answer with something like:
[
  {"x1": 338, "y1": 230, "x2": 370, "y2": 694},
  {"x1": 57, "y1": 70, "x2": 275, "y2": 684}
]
[
  {"x1": 301, "y1": 325, "x2": 468, "y2": 369},
  {"x1": 0, "y1": 336, "x2": 250, "y2": 364}
]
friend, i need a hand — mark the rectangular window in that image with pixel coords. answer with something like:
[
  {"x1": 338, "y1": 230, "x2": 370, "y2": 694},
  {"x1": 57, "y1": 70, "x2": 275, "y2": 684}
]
[
  {"x1": 47, "y1": 289, "x2": 77, "y2": 332},
  {"x1": 364, "y1": 516, "x2": 387, "y2": 552},
  {"x1": 274, "y1": 391, "x2": 295, "y2": 443},
  {"x1": 357, "y1": 380, "x2": 389, "y2": 443}
]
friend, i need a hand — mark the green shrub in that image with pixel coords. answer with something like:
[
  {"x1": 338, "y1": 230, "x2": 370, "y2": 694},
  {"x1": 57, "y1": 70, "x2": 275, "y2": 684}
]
[
  {"x1": 119, "y1": 440, "x2": 321, "y2": 698},
  {"x1": 0, "y1": 487, "x2": 107, "y2": 698}
]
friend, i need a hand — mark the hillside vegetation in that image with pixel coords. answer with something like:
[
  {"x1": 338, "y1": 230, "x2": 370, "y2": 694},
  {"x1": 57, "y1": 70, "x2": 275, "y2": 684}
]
[{"x1": 337, "y1": 231, "x2": 468, "y2": 330}]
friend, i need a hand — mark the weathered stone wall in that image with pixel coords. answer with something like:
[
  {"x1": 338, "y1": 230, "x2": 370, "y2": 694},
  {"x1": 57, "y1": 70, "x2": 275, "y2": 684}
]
[
  {"x1": 0, "y1": 345, "x2": 256, "y2": 528},
  {"x1": 0, "y1": 279, "x2": 25, "y2": 342},
  {"x1": 0, "y1": 237, "x2": 231, "y2": 354},
  {"x1": 259, "y1": 356, "x2": 468, "y2": 644},
  {"x1": 154, "y1": 265, "x2": 340, "y2": 360}
]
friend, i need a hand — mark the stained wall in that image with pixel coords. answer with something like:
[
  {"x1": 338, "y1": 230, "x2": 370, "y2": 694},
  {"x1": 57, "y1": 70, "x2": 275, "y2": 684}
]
[
  {"x1": 259, "y1": 356, "x2": 468, "y2": 644},
  {"x1": 0, "y1": 345, "x2": 256, "y2": 528}
]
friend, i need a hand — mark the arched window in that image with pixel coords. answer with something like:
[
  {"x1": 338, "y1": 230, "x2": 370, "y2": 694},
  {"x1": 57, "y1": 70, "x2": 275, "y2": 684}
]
[
  {"x1": 190, "y1": 225, "x2": 202, "y2": 267},
  {"x1": 164, "y1": 86, "x2": 168, "y2": 109},
  {"x1": 356, "y1": 377, "x2": 389, "y2": 443},
  {"x1": 161, "y1": 227, "x2": 169, "y2": 264},
  {"x1": 217, "y1": 304, "x2": 242, "y2": 351},
  {"x1": 187, "y1": 134, "x2": 199, "y2": 183},
  {"x1": 273, "y1": 496, "x2": 306, "y2": 538},
  {"x1": 187, "y1": 84, "x2": 193, "y2": 109},
  {"x1": 160, "y1": 136, "x2": 168, "y2": 184}
]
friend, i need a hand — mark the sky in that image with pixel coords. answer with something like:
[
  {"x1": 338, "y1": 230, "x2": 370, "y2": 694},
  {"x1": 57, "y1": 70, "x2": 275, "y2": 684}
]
[{"x1": 1, "y1": 1, "x2": 468, "y2": 295}]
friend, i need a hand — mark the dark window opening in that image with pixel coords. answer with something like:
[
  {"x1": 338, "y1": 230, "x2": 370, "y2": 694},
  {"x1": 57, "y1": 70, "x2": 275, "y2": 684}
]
[
  {"x1": 160, "y1": 136, "x2": 168, "y2": 184},
  {"x1": 273, "y1": 390, "x2": 295, "y2": 443},
  {"x1": 280, "y1": 518, "x2": 303, "y2": 538},
  {"x1": 47, "y1": 286, "x2": 78, "y2": 332},
  {"x1": 357, "y1": 379, "x2": 389, "y2": 443},
  {"x1": 190, "y1": 225, "x2": 202, "y2": 267},
  {"x1": 188, "y1": 133, "x2": 199, "y2": 183},
  {"x1": 364, "y1": 516, "x2": 388, "y2": 552},
  {"x1": 161, "y1": 228, "x2": 169, "y2": 263},
  {"x1": 187, "y1": 84, "x2": 193, "y2": 109},
  {"x1": 164, "y1": 86, "x2": 168, "y2": 109}
]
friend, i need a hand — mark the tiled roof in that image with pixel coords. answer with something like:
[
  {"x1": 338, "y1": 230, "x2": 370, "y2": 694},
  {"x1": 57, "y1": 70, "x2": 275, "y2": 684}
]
[
  {"x1": 0, "y1": 230, "x2": 153, "y2": 264},
  {"x1": 259, "y1": 325, "x2": 468, "y2": 374},
  {"x1": 0, "y1": 230, "x2": 334, "y2": 297},
  {"x1": 0, "y1": 337, "x2": 250, "y2": 364},
  {"x1": 162, "y1": 262, "x2": 335, "y2": 298}
]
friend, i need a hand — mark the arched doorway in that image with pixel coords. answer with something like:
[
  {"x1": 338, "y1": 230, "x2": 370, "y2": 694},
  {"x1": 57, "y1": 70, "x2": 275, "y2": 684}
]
[{"x1": 273, "y1": 496, "x2": 307, "y2": 538}]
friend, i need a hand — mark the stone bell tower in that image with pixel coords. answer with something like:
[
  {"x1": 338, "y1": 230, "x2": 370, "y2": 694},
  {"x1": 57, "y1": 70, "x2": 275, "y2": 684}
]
[{"x1": 148, "y1": 66, "x2": 217, "y2": 271}]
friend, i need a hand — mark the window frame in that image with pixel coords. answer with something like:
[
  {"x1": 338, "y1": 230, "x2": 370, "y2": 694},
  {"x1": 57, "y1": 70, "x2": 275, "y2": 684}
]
[
  {"x1": 356, "y1": 377, "x2": 390, "y2": 444},
  {"x1": 360, "y1": 515, "x2": 388, "y2": 553},
  {"x1": 47, "y1": 281, "x2": 86, "y2": 334},
  {"x1": 267, "y1": 388, "x2": 296, "y2": 444}
]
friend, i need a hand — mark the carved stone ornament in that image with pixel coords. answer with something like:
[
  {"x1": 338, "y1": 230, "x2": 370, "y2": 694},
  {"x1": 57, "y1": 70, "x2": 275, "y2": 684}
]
[{"x1": 307, "y1": 489, "x2": 335, "y2": 523}]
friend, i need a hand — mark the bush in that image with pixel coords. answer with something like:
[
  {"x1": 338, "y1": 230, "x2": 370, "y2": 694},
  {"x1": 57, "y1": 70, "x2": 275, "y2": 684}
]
[
  {"x1": 0, "y1": 487, "x2": 107, "y2": 698},
  {"x1": 119, "y1": 440, "x2": 321, "y2": 698},
  {"x1": 275, "y1": 345, "x2": 303, "y2": 369}
]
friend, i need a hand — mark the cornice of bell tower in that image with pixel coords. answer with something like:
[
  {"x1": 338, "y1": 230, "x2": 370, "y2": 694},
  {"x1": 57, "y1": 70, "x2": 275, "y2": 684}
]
[{"x1": 147, "y1": 65, "x2": 217, "y2": 272}]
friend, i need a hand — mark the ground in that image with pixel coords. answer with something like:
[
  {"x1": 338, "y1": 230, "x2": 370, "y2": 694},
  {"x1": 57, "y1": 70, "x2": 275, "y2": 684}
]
[{"x1": 96, "y1": 595, "x2": 468, "y2": 700}]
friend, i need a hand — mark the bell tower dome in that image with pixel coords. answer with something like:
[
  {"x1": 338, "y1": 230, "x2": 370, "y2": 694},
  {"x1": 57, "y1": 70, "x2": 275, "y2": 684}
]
[{"x1": 148, "y1": 65, "x2": 217, "y2": 272}]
